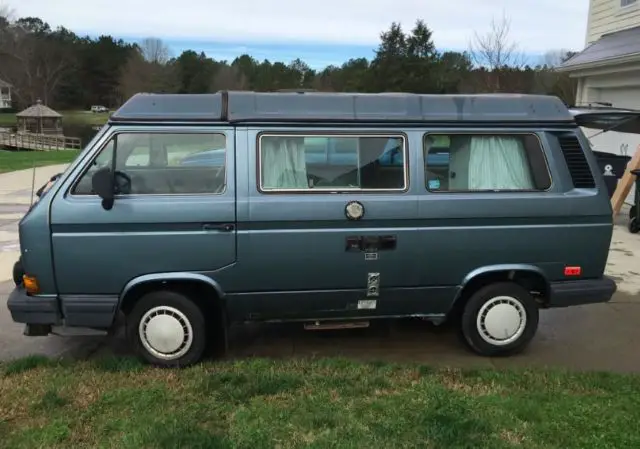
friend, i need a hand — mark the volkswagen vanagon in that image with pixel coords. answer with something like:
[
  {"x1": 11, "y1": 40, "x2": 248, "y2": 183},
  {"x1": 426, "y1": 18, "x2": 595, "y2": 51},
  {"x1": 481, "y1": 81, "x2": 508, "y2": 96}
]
[{"x1": 8, "y1": 91, "x2": 635, "y2": 367}]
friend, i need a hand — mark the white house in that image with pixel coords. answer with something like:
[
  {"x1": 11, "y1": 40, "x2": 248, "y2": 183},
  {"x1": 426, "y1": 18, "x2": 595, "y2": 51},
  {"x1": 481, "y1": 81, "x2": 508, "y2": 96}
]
[
  {"x1": 0, "y1": 78, "x2": 11, "y2": 110},
  {"x1": 558, "y1": 0, "x2": 640, "y2": 205}
]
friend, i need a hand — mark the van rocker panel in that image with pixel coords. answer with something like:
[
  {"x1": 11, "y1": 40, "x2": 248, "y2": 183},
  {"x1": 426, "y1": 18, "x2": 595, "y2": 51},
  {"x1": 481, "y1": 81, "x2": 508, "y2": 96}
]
[{"x1": 7, "y1": 274, "x2": 617, "y2": 329}]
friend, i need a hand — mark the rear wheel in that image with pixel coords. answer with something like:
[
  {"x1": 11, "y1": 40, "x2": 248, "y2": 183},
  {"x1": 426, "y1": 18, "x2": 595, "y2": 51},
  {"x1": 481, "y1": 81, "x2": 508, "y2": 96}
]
[
  {"x1": 629, "y1": 217, "x2": 640, "y2": 234},
  {"x1": 126, "y1": 290, "x2": 207, "y2": 367},
  {"x1": 459, "y1": 282, "x2": 539, "y2": 357}
]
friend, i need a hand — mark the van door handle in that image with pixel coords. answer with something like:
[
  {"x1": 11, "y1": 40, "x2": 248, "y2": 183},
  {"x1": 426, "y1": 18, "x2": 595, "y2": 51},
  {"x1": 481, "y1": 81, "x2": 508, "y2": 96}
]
[{"x1": 202, "y1": 223, "x2": 235, "y2": 232}]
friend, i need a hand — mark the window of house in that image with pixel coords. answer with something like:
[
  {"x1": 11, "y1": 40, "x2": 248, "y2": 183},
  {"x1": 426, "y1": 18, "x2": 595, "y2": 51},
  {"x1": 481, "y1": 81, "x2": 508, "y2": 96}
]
[
  {"x1": 424, "y1": 133, "x2": 551, "y2": 192},
  {"x1": 621, "y1": 0, "x2": 637, "y2": 7},
  {"x1": 72, "y1": 132, "x2": 227, "y2": 195},
  {"x1": 258, "y1": 134, "x2": 406, "y2": 191}
]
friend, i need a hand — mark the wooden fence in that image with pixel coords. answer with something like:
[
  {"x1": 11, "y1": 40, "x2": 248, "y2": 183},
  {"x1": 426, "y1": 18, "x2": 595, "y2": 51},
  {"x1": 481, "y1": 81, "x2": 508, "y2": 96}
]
[{"x1": 0, "y1": 131, "x2": 81, "y2": 151}]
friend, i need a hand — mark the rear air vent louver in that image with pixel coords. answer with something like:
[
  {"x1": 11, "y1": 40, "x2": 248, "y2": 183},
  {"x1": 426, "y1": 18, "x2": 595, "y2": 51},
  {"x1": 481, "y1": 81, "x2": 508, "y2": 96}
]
[{"x1": 558, "y1": 134, "x2": 596, "y2": 189}]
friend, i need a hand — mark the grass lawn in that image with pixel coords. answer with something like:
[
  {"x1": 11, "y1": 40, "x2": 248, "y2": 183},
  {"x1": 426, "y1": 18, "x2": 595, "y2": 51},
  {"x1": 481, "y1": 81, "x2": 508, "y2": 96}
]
[
  {"x1": 1, "y1": 356, "x2": 639, "y2": 448},
  {"x1": 0, "y1": 150, "x2": 81, "y2": 174},
  {"x1": 0, "y1": 111, "x2": 109, "y2": 128}
]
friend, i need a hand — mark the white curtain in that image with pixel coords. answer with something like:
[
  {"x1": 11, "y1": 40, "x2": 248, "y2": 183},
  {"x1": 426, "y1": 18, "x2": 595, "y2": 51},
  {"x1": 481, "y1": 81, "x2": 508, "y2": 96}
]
[
  {"x1": 261, "y1": 137, "x2": 309, "y2": 189},
  {"x1": 467, "y1": 136, "x2": 534, "y2": 190}
]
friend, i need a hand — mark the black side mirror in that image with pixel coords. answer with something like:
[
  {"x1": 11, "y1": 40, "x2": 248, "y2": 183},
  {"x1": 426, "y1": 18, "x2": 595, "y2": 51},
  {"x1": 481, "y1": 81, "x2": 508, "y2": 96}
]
[{"x1": 91, "y1": 167, "x2": 115, "y2": 210}]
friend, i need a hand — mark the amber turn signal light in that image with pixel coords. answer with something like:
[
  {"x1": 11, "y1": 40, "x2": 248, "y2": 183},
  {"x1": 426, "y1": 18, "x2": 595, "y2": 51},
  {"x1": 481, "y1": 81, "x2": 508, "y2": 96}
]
[{"x1": 22, "y1": 275, "x2": 40, "y2": 294}]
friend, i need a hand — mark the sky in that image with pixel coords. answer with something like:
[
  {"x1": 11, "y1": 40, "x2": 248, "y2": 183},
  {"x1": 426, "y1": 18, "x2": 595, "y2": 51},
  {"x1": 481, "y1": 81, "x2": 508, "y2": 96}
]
[{"x1": 4, "y1": 0, "x2": 589, "y2": 69}]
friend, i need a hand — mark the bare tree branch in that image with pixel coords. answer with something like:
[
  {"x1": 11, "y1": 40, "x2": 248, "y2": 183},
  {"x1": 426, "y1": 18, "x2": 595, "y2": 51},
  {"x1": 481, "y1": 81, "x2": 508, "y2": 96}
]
[
  {"x1": 139, "y1": 37, "x2": 171, "y2": 64},
  {"x1": 469, "y1": 12, "x2": 526, "y2": 70}
]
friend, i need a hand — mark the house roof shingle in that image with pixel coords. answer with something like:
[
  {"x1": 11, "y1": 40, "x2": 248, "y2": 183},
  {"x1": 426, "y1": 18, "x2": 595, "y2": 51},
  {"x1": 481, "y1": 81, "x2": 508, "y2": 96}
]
[
  {"x1": 559, "y1": 25, "x2": 640, "y2": 70},
  {"x1": 0, "y1": 79, "x2": 11, "y2": 88}
]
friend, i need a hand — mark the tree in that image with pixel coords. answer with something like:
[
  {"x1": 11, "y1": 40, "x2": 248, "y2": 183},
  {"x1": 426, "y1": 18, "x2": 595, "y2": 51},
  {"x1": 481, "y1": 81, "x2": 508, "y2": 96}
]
[
  {"x1": 0, "y1": 11, "x2": 590, "y2": 109},
  {"x1": 211, "y1": 64, "x2": 249, "y2": 91},
  {"x1": 0, "y1": 17, "x2": 78, "y2": 106},
  {"x1": 540, "y1": 49, "x2": 578, "y2": 68},
  {"x1": 119, "y1": 47, "x2": 178, "y2": 99},
  {"x1": 436, "y1": 51, "x2": 473, "y2": 93},
  {"x1": 468, "y1": 12, "x2": 525, "y2": 91},
  {"x1": 79, "y1": 35, "x2": 137, "y2": 107},
  {"x1": 173, "y1": 50, "x2": 216, "y2": 93},
  {"x1": 0, "y1": 3, "x2": 14, "y2": 27},
  {"x1": 532, "y1": 49, "x2": 579, "y2": 105},
  {"x1": 469, "y1": 12, "x2": 525, "y2": 69},
  {"x1": 370, "y1": 20, "x2": 440, "y2": 93},
  {"x1": 139, "y1": 37, "x2": 171, "y2": 64}
]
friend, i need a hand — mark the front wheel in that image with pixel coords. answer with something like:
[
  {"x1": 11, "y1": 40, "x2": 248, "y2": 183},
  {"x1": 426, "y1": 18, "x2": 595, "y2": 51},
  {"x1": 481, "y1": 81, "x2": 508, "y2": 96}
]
[
  {"x1": 459, "y1": 282, "x2": 539, "y2": 357},
  {"x1": 126, "y1": 290, "x2": 207, "y2": 367},
  {"x1": 629, "y1": 217, "x2": 640, "y2": 234}
]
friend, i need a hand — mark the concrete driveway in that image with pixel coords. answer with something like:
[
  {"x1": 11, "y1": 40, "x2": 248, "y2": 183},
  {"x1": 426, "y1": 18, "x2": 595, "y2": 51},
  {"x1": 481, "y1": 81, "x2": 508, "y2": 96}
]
[{"x1": 1, "y1": 165, "x2": 640, "y2": 372}]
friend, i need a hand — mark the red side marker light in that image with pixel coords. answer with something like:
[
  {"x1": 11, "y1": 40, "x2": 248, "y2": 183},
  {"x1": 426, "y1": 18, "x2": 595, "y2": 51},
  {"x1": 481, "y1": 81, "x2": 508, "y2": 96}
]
[{"x1": 564, "y1": 266, "x2": 581, "y2": 277}]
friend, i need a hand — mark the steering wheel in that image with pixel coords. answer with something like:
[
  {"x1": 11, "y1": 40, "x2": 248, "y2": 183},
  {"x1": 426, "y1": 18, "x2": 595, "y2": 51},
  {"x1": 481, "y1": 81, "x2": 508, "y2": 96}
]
[{"x1": 114, "y1": 170, "x2": 132, "y2": 195}]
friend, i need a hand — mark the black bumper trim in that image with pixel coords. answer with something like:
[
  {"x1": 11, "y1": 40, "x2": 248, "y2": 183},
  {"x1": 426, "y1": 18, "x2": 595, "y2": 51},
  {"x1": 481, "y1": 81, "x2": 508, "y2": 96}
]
[
  {"x1": 8, "y1": 288, "x2": 118, "y2": 329},
  {"x1": 60, "y1": 295, "x2": 119, "y2": 328},
  {"x1": 7, "y1": 287, "x2": 61, "y2": 325},
  {"x1": 547, "y1": 276, "x2": 617, "y2": 308}
]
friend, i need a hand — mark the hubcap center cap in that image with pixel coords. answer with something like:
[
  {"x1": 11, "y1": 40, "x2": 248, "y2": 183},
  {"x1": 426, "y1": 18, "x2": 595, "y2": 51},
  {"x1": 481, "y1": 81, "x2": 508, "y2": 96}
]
[
  {"x1": 144, "y1": 314, "x2": 185, "y2": 354},
  {"x1": 483, "y1": 303, "x2": 521, "y2": 340},
  {"x1": 477, "y1": 295, "x2": 527, "y2": 346}
]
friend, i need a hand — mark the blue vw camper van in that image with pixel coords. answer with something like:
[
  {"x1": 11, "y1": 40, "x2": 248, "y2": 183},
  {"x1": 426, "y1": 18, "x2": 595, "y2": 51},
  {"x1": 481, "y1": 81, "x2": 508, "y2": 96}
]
[{"x1": 8, "y1": 91, "x2": 637, "y2": 367}]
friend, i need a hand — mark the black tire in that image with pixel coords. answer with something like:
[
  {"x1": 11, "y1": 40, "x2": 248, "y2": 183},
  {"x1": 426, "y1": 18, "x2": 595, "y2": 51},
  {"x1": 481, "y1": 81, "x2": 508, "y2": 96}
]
[
  {"x1": 126, "y1": 290, "x2": 207, "y2": 367},
  {"x1": 12, "y1": 256, "x2": 24, "y2": 286},
  {"x1": 459, "y1": 282, "x2": 539, "y2": 357},
  {"x1": 630, "y1": 205, "x2": 637, "y2": 220},
  {"x1": 629, "y1": 217, "x2": 640, "y2": 234}
]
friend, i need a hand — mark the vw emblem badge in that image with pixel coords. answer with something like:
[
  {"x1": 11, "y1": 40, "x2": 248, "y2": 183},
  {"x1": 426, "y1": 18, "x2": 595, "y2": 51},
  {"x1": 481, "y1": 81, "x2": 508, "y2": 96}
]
[{"x1": 345, "y1": 201, "x2": 365, "y2": 220}]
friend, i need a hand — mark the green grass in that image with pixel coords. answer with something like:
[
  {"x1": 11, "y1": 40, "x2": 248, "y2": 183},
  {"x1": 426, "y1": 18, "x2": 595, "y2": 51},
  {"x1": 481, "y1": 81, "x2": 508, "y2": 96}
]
[
  {"x1": 0, "y1": 110, "x2": 110, "y2": 128},
  {"x1": 1, "y1": 356, "x2": 639, "y2": 448},
  {"x1": 0, "y1": 149, "x2": 81, "y2": 173}
]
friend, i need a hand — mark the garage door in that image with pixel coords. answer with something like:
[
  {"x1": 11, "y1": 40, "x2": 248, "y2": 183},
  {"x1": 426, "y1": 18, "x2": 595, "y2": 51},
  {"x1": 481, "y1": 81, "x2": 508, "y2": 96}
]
[{"x1": 583, "y1": 87, "x2": 640, "y2": 205}]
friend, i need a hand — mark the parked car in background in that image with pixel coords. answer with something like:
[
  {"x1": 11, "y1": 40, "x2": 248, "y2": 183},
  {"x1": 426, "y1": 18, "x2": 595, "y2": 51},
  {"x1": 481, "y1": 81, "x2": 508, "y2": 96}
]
[{"x1": 90, "y1": 105, "x2": 109, "y2": 113}]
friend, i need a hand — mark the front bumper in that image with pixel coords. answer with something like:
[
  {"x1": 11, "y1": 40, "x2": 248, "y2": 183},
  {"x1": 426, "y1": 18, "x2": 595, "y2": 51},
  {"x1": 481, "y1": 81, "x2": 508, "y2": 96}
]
[
  {"x1": 547, "y1": 276, "x2": 617, "y2": 308},
  {"x1": 7, "y1": 285, "x2": 61, "y2": 325}
]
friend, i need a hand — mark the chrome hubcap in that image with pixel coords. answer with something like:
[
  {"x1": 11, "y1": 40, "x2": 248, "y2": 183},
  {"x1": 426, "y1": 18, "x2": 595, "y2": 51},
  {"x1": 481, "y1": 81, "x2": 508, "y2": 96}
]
[
  {"x1": 139, "y1": 306, "x2": 193, "y2": 360},
  {"x1": 476, "y1": 295, "x2": 527, "y2": 346}
]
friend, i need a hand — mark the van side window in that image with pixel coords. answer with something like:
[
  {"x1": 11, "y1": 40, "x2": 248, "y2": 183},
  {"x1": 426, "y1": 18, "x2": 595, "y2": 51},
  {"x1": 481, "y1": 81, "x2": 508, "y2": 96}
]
[
  {"x1": 72, "y1": 132, "x2": 227, "y2": 195},
  {"x1": 259, "y1": 134, "x2": 407, "y2": 191},
  {"x1": 424, "y1": 133, "x2": 551, "y2": 192}
]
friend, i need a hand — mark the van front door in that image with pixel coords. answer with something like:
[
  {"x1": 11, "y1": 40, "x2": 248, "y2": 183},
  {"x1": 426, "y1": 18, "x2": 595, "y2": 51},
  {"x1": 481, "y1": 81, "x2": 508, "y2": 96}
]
[
  {"x1": 49, "y1": 127, "x2": 236, "y2": 322},
  {"x1": 232, "y1": 128, "x2": 420, "y2": 321}
]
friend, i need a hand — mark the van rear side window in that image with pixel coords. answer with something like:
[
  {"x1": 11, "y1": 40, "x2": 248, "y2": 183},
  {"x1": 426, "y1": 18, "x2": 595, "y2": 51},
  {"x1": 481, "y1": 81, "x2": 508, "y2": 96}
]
[
  {"x1": 424, "y1": 133, "x2": 551, "y2": 192},
  {"x1": 258, "y1": 134, "x2": 407, "y2": 191}
]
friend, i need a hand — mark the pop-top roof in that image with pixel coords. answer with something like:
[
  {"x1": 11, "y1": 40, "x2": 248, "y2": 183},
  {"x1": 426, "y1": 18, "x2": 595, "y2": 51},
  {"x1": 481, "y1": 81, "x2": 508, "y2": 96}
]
[{"x1": 109, "y1": 91, "x2": 575, "y2": 124}]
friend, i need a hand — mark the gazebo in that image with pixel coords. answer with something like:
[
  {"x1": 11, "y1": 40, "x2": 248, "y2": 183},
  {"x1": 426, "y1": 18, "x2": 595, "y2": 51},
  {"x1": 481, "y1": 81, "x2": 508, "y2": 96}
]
[{"x1": 16, "y1": 100, "x2": 63, "y2": 135}]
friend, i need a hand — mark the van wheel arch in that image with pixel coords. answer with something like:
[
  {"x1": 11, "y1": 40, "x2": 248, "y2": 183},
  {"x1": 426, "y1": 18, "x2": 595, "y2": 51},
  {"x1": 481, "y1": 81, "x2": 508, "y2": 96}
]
[
  {"x1": 448, "y1": 269, "x2": 549, "y2": 322},
  {"x1": 120, "y1": 279, "x2": 227, "y2": 360}
]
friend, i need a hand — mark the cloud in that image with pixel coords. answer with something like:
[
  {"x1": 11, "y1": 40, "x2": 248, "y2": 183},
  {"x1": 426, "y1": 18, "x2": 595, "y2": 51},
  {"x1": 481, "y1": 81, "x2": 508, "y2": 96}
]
[{"x1": 7, "y1": 0, "x2": 589, "y2": 52}]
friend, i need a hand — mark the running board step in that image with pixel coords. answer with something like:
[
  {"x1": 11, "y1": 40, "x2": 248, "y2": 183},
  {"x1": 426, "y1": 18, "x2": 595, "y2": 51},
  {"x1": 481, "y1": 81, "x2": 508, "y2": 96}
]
[
  {"x1": 50, "y1": 326, "x2": 109, "y2": 337},
  {"x1": 304, "y1": 320, "x2": 370, "y2": 331}
]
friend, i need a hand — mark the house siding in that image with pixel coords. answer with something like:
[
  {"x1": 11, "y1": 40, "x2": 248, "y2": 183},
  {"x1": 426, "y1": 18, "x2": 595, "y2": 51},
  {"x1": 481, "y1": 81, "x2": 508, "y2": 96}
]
[{"x1": 586, "y1": 0, "x2": 640, "y2": 44}]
